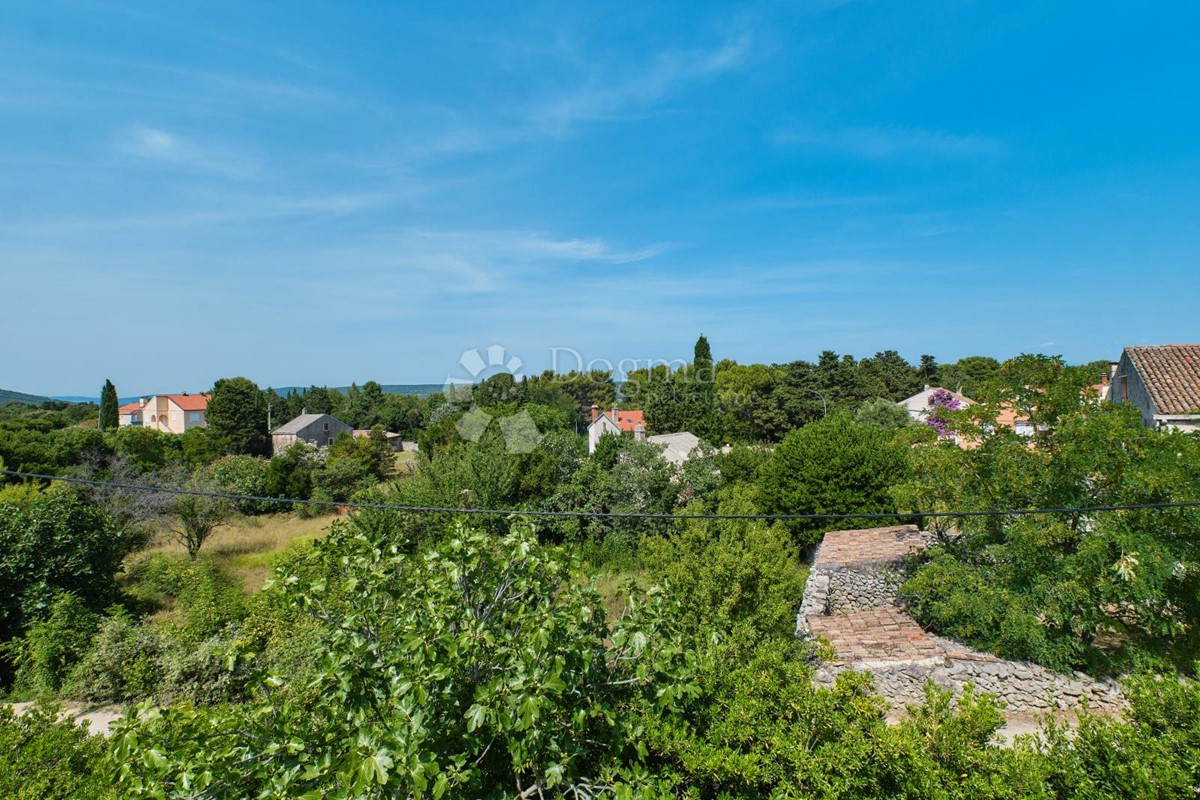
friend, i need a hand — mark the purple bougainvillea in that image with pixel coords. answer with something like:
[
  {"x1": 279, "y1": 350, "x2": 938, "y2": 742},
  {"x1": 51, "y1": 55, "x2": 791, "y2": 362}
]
[{"x1": 926, "y1": 388, "x2": 961, "y2": 436}]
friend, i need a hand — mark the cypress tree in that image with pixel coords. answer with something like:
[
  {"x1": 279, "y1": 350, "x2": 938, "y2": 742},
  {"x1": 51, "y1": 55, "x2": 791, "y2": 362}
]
[{"x1": 99, "y1": 379, "x2": 119, "y2": 431}]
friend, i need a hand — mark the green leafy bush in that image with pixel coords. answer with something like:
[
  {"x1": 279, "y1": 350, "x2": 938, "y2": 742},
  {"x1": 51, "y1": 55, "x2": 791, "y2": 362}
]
[
  {"x1": 112, "y1": 521, "x2": 698, "y2": 798},
  {"x1": 0, "y1": 492, "x2": 133, "y2": 683},
  {"x1": 641, "y1": 487, "x2": 807, "y2": 641},
  {"x1": 211, "y1": 454, "x2": 275, "y2": 514},
  {"x1": 9, "y1": 593, "x2": 99, "y2": 697},
  {"x1": 0, "y1": 702, "x2": 113, "y2": 800},
  {"x1": 172, "y1": 558, "x2": 246, "y2": 645},
  {"x1": 159, "y1": 632, "x2": 255, "y2": 706},
  {"x1": 759, "y1": 413, "x2": 908, "y2": 549},
  {"x1": 66, "y1": 611, "x2": 168, "y2": 703}
]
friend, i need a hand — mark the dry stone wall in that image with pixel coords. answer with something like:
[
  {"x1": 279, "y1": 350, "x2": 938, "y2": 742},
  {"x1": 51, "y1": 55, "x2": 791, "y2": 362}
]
[{"x1": 798, "y1": 525, "x2": 1124, "y2": 713}]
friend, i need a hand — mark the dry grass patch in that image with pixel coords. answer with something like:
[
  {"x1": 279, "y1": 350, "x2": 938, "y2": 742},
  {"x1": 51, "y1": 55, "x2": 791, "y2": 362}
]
[{"x1": 138, "y1": 511, "x2": 340, "y2": 593}]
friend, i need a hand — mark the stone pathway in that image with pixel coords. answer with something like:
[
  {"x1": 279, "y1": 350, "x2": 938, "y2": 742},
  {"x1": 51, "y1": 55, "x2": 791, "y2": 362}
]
[
  {"x1": 808, "y1": 606, "x2": 967, "y2": 663},
  {"x1": 7, "y1": 702, "x2": 125, "y2": 737},
  {"x1": 798, "y1": 526, "x2": 1124, "y2": 717}
]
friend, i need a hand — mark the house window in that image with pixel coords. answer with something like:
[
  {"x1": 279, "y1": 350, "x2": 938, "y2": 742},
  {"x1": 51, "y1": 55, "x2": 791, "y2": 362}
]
[
  {"x1": 1121, "y1": 376, "x2": 1129, "y2": 401},
  {"x1": 189, "y1": 412, "x2": 200, "y2": 423},
  {"x1": 323, "y1": 422, "x2": 329, "y2": 432}
]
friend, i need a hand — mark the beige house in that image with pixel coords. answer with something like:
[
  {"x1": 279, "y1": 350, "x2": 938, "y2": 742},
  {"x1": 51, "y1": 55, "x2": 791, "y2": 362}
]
[
  {"x1": 118, "y1": 394, "x2": 209, "y2": 434},
  {"x1": 1110, "y1": 344, "x2": 1200, "y2": 432}
]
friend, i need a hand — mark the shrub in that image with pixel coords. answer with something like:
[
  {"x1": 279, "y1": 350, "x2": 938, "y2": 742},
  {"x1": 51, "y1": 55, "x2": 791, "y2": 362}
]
[
  {"x1": 10, "y1": 593, "x2": 99, "y2": 697},
  {"x1": 759, "y1": 413, "x2": 908, "y2": 549},
  {"x1": 0, "y1": 492, "x2": 133, "y2": 681},
  {"x1": 900, "y1": 550, "x2": 1084, "y2": 672},
  {"x1": 212, "y1": 455, "x2": 275, "y2": 514},
  {"x1": 641, "y1": 487, "x2": 807, "y2": 641},
  {"x1": 0, "y1": 702, "x2": 113, "y2": 800},
  {"x1": 66, "y1": 611, "x2": 169, "y2": 703},
  {"x1": 174, "y1": 558, "x2": 247, "y2": 645},
  {"x1": 159, "y1": 633, "x2": 255, "y2": 706}
]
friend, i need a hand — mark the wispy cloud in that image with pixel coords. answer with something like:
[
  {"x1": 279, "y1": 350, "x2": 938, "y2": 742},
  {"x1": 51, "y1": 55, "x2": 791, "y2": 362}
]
[
  {"x1": 534, "y1": 32, "x2": 753, "y2": 131},
  {"x1": 118, "y1": 125, "x2": 260, "y2": 178},
  {"x1": 774, "y1": 124, "x2": 1004, "y2": 159}
]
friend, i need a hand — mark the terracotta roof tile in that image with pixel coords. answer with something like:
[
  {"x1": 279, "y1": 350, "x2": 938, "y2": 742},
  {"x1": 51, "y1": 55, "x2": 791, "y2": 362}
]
[
  {"x1": 1125, "y1": 344, "x2": 1200, "y2": 415},
  {"x1": 165, "y1": 394, "x2": 209, "y2": 411}
]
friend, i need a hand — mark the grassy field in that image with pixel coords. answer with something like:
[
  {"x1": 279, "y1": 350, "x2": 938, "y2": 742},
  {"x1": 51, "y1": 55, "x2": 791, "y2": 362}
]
[{"x1": 135, "y1": 510, "x2": 342, "y2": 593}]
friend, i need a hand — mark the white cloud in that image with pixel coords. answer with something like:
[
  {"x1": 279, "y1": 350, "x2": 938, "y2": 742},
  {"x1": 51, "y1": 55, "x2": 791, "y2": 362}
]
[
  {"x1": 534, "y1": 32, "x2": 753, "y2": 131},
  {"x1": 774, "y1": 124, "x2": 1003, "y2": 159},
  {"x1": 119, "y1": 125, "x2": 261, "y2": 178}
]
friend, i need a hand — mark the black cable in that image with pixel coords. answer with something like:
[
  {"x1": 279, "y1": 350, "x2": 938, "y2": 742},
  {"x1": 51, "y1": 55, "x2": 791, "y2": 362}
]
[{"x1": 3, "y1": 468, "x2": 1199, "y2": 521}]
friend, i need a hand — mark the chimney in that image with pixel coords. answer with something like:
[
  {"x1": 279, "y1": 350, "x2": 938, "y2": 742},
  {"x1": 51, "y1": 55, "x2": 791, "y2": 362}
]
[
  {"x1": 924, "y1": 384, "x2": 931, "y2": 392},
  {"x1": 139, "y1": 397, "x2": 147, "y2": 407},
  {"x1": 634, "y1": 422, "x2": 645, "y2": 442},
  {"x1": 612, "y1": 407, "x2": 619, "y2": 427},
  {"x1": 590, "y1": 404, "x2": 599, "y2": 423},
  {"x1": 1101, "y1": 373, "x2": 1109, "y2": 388}
]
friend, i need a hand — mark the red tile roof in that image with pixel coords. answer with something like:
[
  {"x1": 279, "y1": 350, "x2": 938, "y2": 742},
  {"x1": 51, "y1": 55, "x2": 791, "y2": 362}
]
[
  {"x1": 1124, "y1": 344, "x2": 1200, "y2": 415},
  {"x1": 166, "y1": 394, "x2": 209, "y2": 411},
  {"x1": 609, "y1": 409, "x2": 645, "y2": 432},
  {"x1": 118, "y1": 402, "x2": 142, "y2": 414}
]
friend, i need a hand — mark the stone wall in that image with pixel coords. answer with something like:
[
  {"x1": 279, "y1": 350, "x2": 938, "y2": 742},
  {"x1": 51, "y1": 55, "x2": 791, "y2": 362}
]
[
  {"x1": 814, "y1": 653, "x2": 1125, "y2": 713},
  {"x1": 795, "y1": 525, "x2": 926, "y2": 635},
  {"x1": 798, "y1": 525, "x2": 1125, "y2": 714}
]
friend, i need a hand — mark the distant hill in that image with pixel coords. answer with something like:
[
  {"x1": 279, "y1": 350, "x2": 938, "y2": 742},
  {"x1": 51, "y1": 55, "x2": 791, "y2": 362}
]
[
  {"x1": 271, "y1": 384, "x2": 446, "y2": 398},
  {"x1": 0, "y1": 388, "x2": 55, "y2": 405}
]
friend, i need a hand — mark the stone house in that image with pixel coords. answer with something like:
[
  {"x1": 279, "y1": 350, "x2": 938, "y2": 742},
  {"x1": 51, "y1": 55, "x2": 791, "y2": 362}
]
[
  {"x1": 272, "y1": 413, "x2": 352, "y2": 455},
  {"x1": 1110, "y1": 344, "x2": 1200, "y2": 432}
]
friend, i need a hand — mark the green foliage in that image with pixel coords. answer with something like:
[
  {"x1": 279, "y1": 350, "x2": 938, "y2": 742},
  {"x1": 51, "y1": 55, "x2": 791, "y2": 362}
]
[
  {"x1": 641, "y1": 487, "x2": 807, "y2": 641},
  {"x1": 9, "y1": 592, "x2": 99, "y2": 697},
  {"x1": 108, "y1": 426, "x2": 182, "y2": 472},
  {"x1": 98, "y1": 379, "x2": 118, "y2": 432},
  {"x1": 158, "y1": 632, "x2": 255, "y2": 706},
  {"x1": 760, "y1": 413, "x2": 908, "y2": 548},
  {"x1": 644, "y1": 636, "x2": 1045, "y2": 799},
  {"x1": 644, "y1": 335, "x2": 722, "y2": 444},
  {"x1": 67, "y1": 610, "x2": 169, "y2": 703},
  {"x1": 112, "y1": 521, "x2": 698, "y2": 798},
  {"x1": 211, "y1": 454, "x2": 275, "y2": 514},
  {"x1": 855, "y1": 396, "x2": 913, "y2": 430},
  {"x1": 180, "y1": 426, "x2": 221, "y2": 467},
  {"x1": 713, "y1": 442, "x2": 770, "y2": 487},
  {"x1": 171, "y1": 558, "x2": 247, "y2": 645},
  {"x1": 0, "y1": 492, "x2": 131, "y2": 680},
  {"x1": 206, "y1": 376, "x2": 269, "y2": 456},
  {"x1": 1034, "y1": 674, "x2": 1200, "y2": 798},
  {"x1": 124, "y1": 554, "x2": 247, "y2": 645},
  {"x1": 543, "y1": 436, "x2": 679, "y2": 546},
  {"x1": 0, "y1": 702, "x2": 114, "y2": 799},
  {"x1": 902, "y1": 403, "x2": 1200, "y2": 673},
  {"x1": 312, "y1": 432, "x2": 389, "y2": 502}
]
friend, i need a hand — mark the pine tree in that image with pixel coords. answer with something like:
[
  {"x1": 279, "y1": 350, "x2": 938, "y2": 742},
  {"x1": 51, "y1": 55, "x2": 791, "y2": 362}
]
[
  {"x1": 917, "y1": 354, "x2": 941, "y2": 388},
  {"x1": 99, "y1": 379, "x2": 119, "y2": 431},
  {"x1": 691, "y1": 335, "x2": 722, "y2": 444}
]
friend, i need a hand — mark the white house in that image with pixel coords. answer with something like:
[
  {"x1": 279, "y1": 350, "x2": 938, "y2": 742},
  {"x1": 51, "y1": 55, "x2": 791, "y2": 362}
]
[{"x1": 586, "y1": 405, "x2": 647, "y2": 454}]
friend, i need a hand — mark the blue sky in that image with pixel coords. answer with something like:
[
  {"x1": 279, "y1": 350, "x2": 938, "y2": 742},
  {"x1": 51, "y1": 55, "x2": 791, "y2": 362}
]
[{"x1": 3, "y1": 1, "x2": 1199, "y2": 396}]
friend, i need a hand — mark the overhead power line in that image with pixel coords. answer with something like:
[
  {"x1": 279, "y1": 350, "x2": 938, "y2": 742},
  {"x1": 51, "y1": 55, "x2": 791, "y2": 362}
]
[{"x1": 3, "y1": 468, "x2": 1200, "y2": 522}]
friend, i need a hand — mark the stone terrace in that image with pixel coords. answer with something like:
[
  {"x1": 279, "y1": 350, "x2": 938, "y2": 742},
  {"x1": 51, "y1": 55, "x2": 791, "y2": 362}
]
[
  {"x1": 814, "y1": 525, "x2": 928, "y2": 567},
  {"x1": 798, "y1": 525, "x2": 1124, "y2": 714}
]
